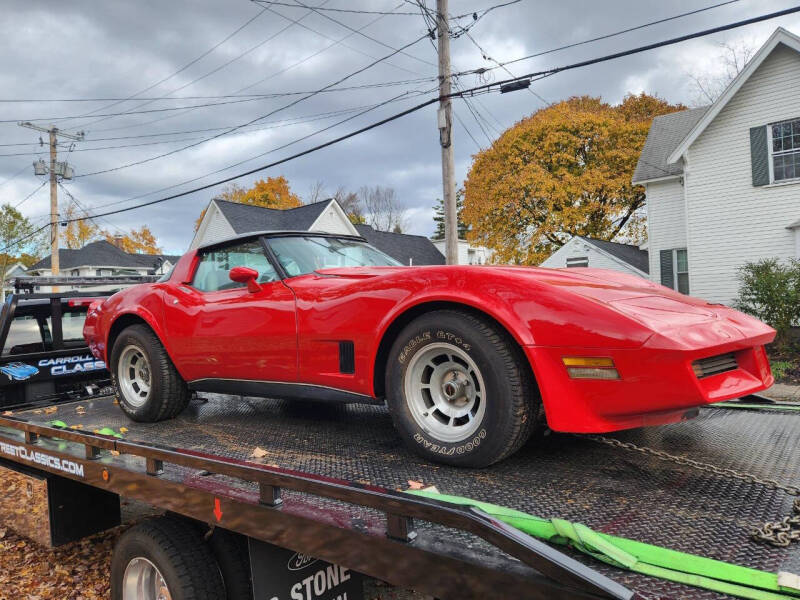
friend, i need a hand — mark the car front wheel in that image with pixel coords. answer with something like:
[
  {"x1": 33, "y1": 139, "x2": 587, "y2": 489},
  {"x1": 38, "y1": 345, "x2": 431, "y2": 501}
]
[
  {"x1": 386, "y1": 309, "x2": 542, "y2": 467},
  {"x1": 111, "y1": 324, "x2": 190, "y2": 422}
]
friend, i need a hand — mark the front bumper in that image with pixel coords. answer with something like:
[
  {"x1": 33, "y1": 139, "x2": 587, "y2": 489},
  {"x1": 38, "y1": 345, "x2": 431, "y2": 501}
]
[{"x1": 525, "y1": 329, "x2": 774, "y2": 433}]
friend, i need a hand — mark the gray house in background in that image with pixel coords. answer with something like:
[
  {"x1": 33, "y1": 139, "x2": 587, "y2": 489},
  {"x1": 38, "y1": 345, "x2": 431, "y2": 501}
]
[
  {"x1": 540, "y1": 236, "x2": 649, "y2": 277},
  {"x1": 191, "y1": 198, "x2": 445, "y2": 265},
  {"x1": 633, "y1": 27, "x2": 800, "y2": 305},
  {"x1": 28, "y1": 240, "x2": 179, "y2": 278}
]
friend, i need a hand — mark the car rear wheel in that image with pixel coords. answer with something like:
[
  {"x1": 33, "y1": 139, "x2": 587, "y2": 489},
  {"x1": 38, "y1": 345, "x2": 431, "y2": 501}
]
[
  {"x1": 386, "y1": 309, "x2": 543, "y2": 467},
  {"x1": 111, "y1": 325, "x2": 190, "y2": 422}
]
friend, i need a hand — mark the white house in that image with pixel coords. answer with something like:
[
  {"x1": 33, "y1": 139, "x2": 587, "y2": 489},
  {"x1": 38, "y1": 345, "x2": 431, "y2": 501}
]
[
  {"x1": 24, "y1": 240, "x2": 178, "y2": 292},
  {"x1": 633, "y1": 27, "x2": 800, "y2": 305},
  {"x1": 430, "y1": 239, "x2": 493, "y2": 265},
  {"x1": 540, "y1": 236, "x2": 649, "y2": 277},
  {"x1": 192, "y1": 198, "x2": 446, "y2": 265}
]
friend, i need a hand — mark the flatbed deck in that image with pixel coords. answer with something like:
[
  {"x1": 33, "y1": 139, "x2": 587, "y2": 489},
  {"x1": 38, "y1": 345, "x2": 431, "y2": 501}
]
[{"x1": 2, "y1": 393, "x2": 799, "y2": 599}]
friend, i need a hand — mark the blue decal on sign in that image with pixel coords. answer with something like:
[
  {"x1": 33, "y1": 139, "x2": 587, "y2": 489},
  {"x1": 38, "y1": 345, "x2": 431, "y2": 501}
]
[{"x1": 0, "y1": 362, "x2": 39, "y2": 381}]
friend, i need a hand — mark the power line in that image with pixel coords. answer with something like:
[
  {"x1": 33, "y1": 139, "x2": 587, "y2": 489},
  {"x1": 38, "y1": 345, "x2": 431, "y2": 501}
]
[
  {"x1": 0, "y1": 223, "x2": 49, "y2": 253},
  {"x1": 65, "y1": 95, "x2": 442, "y2": 223},
  {"x1": 452, "y1": 107, "x2": 484, "y2": 150},
  {"x1": 13, "y1": 181, "x2": 47, "y2": 209},
  {"x1": 119, "y1": 2, "x2": 422, "y2": 134},
  {"x1": 454, "y1": 4, "x2": 800, "y2": 96},
  {"x1": 0, "y1": 77, "x2": 442, "y2": 125},
  {"x1": 270, "y1": 0, "x2": 437, "y2": 68},
  {"x1": 468, "y1": 0, "x2": 743, "y2": 73},
  {"x1": 55, "y1": 88, "x2": 436, "y2": 217},
  {"x1": 462, "y1": 31, "x2": 549, "y2": 105},
  {"x1": 2, "y1": 3, "x2": 795, "y2": 252},
  {"x1": 0, "y1": 164, "x2": 31, "y2": 189},
  {"x1": 64, "y1": 3, "x2": 271, "y2": 130},
  {"x1": 74, "y1": 33, "x2": 430, "y2": 178}
]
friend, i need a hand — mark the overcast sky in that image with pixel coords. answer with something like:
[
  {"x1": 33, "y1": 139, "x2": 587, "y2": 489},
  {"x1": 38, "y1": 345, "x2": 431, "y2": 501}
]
[{"x1": 0, "y1": 0, "x2": 798, "y2": 254}]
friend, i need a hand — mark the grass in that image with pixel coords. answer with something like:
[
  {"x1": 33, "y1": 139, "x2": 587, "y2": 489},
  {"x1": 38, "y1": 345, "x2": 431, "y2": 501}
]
[{"x1": 770, "y1": 360, "x2": 792, "y2": 381}]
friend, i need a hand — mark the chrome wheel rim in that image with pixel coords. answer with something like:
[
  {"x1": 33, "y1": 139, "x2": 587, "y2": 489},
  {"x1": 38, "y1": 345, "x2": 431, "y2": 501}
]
[
  {"x1": 122, "y1": 557, "x2": 172, "y2": 600},
  {"x1": 404, "y1": 342, "x2": 486, "y2": 443},
  {"x1": 118, "y1": 345, "x2": 152, "y2": 408}
]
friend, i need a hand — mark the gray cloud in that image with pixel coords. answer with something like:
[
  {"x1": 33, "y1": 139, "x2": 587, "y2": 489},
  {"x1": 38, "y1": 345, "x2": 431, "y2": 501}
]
[{"x1": 0, "y1": 0, "x2": 798, "y2": 253}]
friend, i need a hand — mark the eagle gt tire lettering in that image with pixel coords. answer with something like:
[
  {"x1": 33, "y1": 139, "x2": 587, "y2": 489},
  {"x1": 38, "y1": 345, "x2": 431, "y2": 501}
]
[{"x1": 386, "y1": 309, "x2": 542, "y2": 467}]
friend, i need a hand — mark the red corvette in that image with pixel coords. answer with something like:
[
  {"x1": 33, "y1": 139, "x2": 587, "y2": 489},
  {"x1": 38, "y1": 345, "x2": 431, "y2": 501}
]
[{"x1": 83, "y1": 231, "x2": 775, "y2": 467}]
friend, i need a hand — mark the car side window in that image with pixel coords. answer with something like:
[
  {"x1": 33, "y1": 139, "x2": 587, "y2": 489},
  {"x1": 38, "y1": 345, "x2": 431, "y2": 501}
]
[{"x1": 192, "y1": 240, "x2": 278, "y2": 292}]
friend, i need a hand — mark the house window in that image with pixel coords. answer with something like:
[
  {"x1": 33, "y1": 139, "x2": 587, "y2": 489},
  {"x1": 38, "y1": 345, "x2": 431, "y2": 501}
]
[
  {"x1": 770, "y1": 119, "x2": 800, "y2": 182},
  {"x1": 566, "y1": 256, "x2": 589, "y2": 268},
  {"x1": 660, "y1": 248, "x2": 689, "y2": 294},
  {"x1": 675, "y1": 249, "x2": 689, "y2": 294}
]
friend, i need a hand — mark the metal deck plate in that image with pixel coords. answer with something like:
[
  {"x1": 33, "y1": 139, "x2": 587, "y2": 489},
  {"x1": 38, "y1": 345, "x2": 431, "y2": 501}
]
[{"x1": 17, "y1": 396, "x2": 800, "y2": 599}]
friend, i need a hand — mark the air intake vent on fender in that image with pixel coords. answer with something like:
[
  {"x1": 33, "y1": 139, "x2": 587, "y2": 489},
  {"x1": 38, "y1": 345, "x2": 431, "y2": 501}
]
[{"x1": 339, "y1": 341, "x2": 355, "y2": 374}]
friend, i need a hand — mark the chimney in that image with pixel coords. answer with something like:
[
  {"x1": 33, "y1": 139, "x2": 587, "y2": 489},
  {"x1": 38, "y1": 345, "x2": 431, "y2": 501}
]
[{"x1": 112, "y1": 234, "x2": 123, "y2": 248}]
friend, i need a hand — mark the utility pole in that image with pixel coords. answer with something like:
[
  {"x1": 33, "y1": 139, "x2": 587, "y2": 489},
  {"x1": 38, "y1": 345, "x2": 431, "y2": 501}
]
[
  {"x1": 436, "y1": 0, "x2": 458, "y2": 265},
  {"x1": 18, "y1": 122, "x2": 83, "y2": 277}
]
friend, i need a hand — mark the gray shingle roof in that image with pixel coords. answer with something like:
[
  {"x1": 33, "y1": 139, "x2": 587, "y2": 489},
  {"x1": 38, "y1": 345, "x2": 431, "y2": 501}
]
[
  {"x1": 579, "y1": 236, "x2": 649, "y2": 274},
  {"x1": 29, "y1": 240, "x2": 176, "y2": 272},
  {"x1": 632, "y1": 107, "x2": 708, "y2": 184},
  {"x1": 355, "y1": 224, "x2": 445, "y2": 266},
  {"x1": 215, "y1": 198, "x2": 330, "y2": 233}
]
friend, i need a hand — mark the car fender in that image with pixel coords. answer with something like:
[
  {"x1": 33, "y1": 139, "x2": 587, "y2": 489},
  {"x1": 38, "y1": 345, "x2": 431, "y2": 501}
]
[
  {"x1": 367, "y1": 286, "x2": 537, "y2": 397},
  {"x1": 374, "y1": 289, "x2": 534, "y2": 351},
  {"x1": 103, "y1": 289, "x2": 173, "y2": 365}
]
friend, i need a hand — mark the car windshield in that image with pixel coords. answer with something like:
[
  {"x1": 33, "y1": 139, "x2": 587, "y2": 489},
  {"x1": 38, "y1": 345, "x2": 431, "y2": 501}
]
[{"x1": 268, "y1": 236, "x2": 402, "y2": 277}]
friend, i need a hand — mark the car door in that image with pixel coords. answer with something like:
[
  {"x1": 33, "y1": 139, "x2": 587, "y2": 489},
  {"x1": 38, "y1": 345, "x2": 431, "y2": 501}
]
[{"x1": 162, "y1": 239, "x2": 297, "y2": 384}]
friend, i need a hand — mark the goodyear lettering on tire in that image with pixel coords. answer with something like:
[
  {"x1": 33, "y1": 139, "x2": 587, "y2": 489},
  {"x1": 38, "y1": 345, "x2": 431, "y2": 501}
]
[{"x1": 413, "y1": 429, "x2": 487, "y2": 456}]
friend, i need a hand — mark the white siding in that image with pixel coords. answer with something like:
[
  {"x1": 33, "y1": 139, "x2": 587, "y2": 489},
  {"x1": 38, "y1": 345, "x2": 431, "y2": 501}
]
[
  {"x1": 191, "y1": 201, "x2": 236, "y2": 249},
  {"x1": 685, "y1": 44, "x2": 800, "y2": 305},
  {"x1": 431, "y1": 240, "x2": 493, "y2": 265},
  {"x1": 308, "y1": 202, "x2": 358, "y2": 235},
  {"x1": 644, "y1": 179, "x2": 687, "y2": 284},
  {"x1": 540, "y1": 237, "x2": 643, "y2": 275}
]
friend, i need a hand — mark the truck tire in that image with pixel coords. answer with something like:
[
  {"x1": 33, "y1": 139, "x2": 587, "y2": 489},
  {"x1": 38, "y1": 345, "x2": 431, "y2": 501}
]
[
  {"x1": 207, "y1": 529, "x2": 253, "y2": 600},
  {"x1": 111, "y1": 517, "x2": 225, "y2": 600},
  {"x1": 111, "y1": 325, "x2": 190, "y2": 422},
  {"x1": 386, "y1": 309, "x2": 542, "y2": 467}
]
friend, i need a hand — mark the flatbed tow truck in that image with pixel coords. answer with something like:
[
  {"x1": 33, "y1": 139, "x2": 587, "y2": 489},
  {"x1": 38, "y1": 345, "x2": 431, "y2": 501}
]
[{"x1": 0, "y1": 286, "x2": 799, "y2": 600}]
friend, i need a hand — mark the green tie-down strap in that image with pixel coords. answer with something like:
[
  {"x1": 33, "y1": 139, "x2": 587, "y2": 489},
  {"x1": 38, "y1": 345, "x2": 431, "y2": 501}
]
[{"x1": 406, "y1": 490, "x2": 800, "y2": 600}]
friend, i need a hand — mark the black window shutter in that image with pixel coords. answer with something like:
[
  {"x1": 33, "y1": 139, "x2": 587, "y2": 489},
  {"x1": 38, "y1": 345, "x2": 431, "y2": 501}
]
[
  {"x1": 750, "y1": 126, "x2": 770, "y2": 186},
  {"x1": 660, "y1": 249, "x2": 674, "y2": 289}
]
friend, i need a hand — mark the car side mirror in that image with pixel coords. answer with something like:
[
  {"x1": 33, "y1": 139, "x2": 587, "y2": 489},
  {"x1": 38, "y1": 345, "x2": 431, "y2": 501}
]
[{"x1": 229, "y1": 266, "x2": 261, "y2": 293}]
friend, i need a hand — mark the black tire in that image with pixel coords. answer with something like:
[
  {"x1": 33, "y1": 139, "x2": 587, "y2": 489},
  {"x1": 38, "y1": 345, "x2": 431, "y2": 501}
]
[
  {"x1": 110, "y1": 324, "x2": 190, "y2": 422},
  {"x1": 208, "y1": 529, "x2": 253, "y2": 600},
  {"x1": 111, "y1": 517, "x2": 225, "y2": 600},
  {"x1": 386, "y1": 309, "x2": 543, "y2": 467}
]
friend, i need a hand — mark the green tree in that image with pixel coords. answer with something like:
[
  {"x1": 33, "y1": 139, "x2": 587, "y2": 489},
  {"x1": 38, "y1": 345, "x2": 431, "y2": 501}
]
[
  {"x1": 432, "y1": 193, "x2": 468, "y2": 240},
  {"x1": 0, "y1": 204, "x2": 36, "y2": 299}
]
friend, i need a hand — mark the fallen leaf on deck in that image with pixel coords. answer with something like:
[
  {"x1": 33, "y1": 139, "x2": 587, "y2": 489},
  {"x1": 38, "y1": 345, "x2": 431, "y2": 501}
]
[
  {"x1": 43, "y1": 406, "x2": 57, "y2": 415},
  {"x1": 250, "y1": 447, "x2": 268, "y2": 459},
  {"x1": 2, "y1": 411, "x2": 13, "y2": 416},
  {"x1": 407, "y1": 480, "x2": 426, "y2": 490}
]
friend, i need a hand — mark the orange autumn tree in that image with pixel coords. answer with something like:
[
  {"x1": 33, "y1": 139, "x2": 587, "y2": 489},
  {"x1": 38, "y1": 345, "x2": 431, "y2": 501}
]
[
  {"x1": 62, "y1": 204, "x2": 100, "y2": 249},
  {"x1": 195, "y1": 176, "x2": 303, "y2": 230},
  {"x1": 103, "y1": 226, "x2": 161, "y2": 255},
  {"x1": 462, "y1": 93, "x2": 685, "y2": 264}
]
